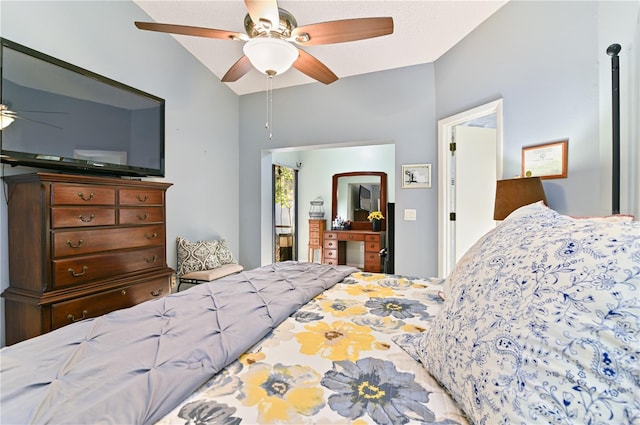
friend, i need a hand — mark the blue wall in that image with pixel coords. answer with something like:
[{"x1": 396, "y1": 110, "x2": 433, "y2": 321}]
[{"x1": 239, "y1": 64, "x2": 438, "y2": 276}]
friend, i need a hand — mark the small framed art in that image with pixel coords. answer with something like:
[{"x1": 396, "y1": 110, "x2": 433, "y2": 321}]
[
  {"x1": 522, "y1": 139, "x2": 568, "y2": 179},
  {"x1": 402, "y1": 164, "x2": 431, "y2": 188}
]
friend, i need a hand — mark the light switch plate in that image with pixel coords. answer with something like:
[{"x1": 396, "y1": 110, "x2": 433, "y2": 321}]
[{"x1": 404, "y1": 209, "x2": 416, "y2": 221}]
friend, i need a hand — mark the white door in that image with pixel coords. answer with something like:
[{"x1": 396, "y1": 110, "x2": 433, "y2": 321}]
[
  {"x1": 453, "y1": 125, "x2": 497, "y2": 263},
  {"x1": 437, "y1": 99, "x2": 503, "y2": 277}
]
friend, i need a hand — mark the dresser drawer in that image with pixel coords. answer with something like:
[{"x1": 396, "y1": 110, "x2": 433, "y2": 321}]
[
  {"x1": 309, "y1": 237, "x2": 321, "y2": 246},
  {"x1": 324, "y1": 239, "x2": 339, "y2": 250},
  {"x1": 337, "y1": 232, "x2": 364, "y2": 241},
  {"x1": 323, "y1": 258, "x2": 338, "y2": 266},
  {"x1": 365, "y1": 240, "x2": 382, "y2": 252},
  {"x1": 365, "y1": 234, "x2": 382, "y2": 242},
  {"x1": 50, "y1": 276, "x2": 170, "y2": 330},
  {"x1": 324, "y1": 249, "x2": 339, "y2": 260},
  {"x1": 52, "y1": 184, "x2": 116, "y2": 205},
  {"x1": 364, "y1": 252, "x2": 383, "y2": 272},
  {"x1": 324, "y1": 232, "x2": 338, "y2": 240},
  {"x1": 52, "y1": 246, "x2": 166, "y2": 288},
  {"x1": 51, "y1": 207, "x2": 116, "y2": 228},
  {"x1": 119, "y1": 207, "x2": 164, "y2": 224},
  {"x1": 53, "y1": 225, "x2": 164, "y2": 257},
  {"x1": 119, "y1": 188, "x2": 164, "y2": 205},
  {"x1": 309, "y1": 221, "x2": 321, "y2": 231}
]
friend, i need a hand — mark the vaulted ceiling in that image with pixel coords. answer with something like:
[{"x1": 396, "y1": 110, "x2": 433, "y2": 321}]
[{"x1": 133, "y1": 1, "x2": 508, "y2": 95}]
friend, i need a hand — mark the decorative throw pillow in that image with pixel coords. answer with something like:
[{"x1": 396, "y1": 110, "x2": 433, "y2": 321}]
[
  {"x1": 176, "y1": 237, "x2": 221, "y2": 276},
  {"x1": 215, "y1": 239, "x2": 237, "y2": 265},
  {"x1": 402, "y1": 206, "x2": 640, "y2": 424}
]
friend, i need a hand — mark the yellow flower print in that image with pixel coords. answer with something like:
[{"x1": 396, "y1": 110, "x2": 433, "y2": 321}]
[
  {"x1": 373, "y1": 341, "x2": 391, "y2": 350},
  {"x1": 345, "y1": 284, "x2": 395, "y2": 298},
  {"x1": 318, "y1": 299, "x2": 367, "y2": 317},
  {"x1": 350, "y1": 272, "x2": 387, "y2": 282},
  {"x1": 378, "y1": 277, "x2": 413, "y2": 289},
  {"x1": 402, "y1": 323, "x2": 426, "y2": 333},
  {"x1": 240, "y1": 351, "x2": 266, "y2": 366},
  {"x1": 240, "y1": 363, "x2": 325, "y2": 423},
  {"x1": 295, "y1": 321, "x2": 375, "y2": 361}
]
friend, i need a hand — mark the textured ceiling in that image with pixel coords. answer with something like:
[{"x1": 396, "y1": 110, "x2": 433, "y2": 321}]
[{"x1": 133, "y1": 0, "x2": 508, "y2": 95}]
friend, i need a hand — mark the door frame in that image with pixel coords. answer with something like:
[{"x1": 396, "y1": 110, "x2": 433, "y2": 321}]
[{"x1": 437, "y1": 99, "x2": 504, "y2": 277}]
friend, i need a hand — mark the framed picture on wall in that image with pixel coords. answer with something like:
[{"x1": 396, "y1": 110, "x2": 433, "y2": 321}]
[
  {"x1": 522, "y1": 139, "x2": 568, "y2": 179},
  {"x1": 402, "y1": 164, "x2": 431, "y2": 188}
]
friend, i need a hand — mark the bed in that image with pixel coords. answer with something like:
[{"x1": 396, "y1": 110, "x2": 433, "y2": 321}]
[{"x1": 1, "y1": 202, "x2": 639, "y2": 424}]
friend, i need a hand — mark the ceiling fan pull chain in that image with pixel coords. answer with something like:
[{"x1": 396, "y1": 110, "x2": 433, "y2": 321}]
[{"x1": 265, "y1": 73, "x2": 274, "y2": 140}]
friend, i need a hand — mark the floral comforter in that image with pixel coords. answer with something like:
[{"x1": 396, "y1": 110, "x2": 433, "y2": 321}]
[{"x1": 157, "y1": 272, "x2": 468, "y2": 425}]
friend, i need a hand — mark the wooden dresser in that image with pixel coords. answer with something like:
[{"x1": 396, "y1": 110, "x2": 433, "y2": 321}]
[
  {"x1": 307, "y1": 219, "x2": 326, "y2": 263},
  {"x1": 2, "y1": 172, "x2": 173, "y2": 345},
  {"x1": 323, "y1": 230, "x2": 385, "y2": 272}
]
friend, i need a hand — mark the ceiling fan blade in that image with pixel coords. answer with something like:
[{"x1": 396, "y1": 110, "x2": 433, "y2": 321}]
[
  {"x1": 14, "y1": 110, "x2": 69, "y2": 114},
  {"x1": 244, "y1": 0, "x2": 279, "y2": 30},
  {"x1": 8, "y1": 114, "x2": 63, "y2": 129},
  {"x1": 135, "y1": 22, "x2": 246, "y2": 41},
  {"x1": 291, "y1": 17, "x2": 393, "y2": 46},
  {"x1": 293, "y1": 49, "x2": 338, "y2": 85},
  {"x1": 221, "y1": 56, "x2": 253, "y2": 83}
]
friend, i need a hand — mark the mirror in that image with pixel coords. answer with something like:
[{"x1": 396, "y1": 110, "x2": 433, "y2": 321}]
[{"x1": 332, "y1": 171, "x2": 387, "y2": 231}]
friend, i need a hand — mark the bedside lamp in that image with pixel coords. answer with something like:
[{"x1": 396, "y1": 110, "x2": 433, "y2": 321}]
[{"x1": 493, "y1": 177, "x2": 547, "y2": 220}]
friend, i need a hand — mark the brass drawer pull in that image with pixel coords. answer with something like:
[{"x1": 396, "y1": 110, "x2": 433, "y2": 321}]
[
  {"x1": 136, "y1": 194, "x2": 149, "y2": 202},
  {"x1": 66, "y1": 239, "x2": 84, "y2": 248},
  {"x1": 150, "y1": 288, "x2": 163, "y2": 297},
  {"x1": 121, "y1": 289, "x2": 127, "y2": 295},
  {"x1": 67, "y1": 310, "x2": 88, "y2": 322},
  {"x1": 78, "y1": 214, "x2": 95, "y2": 223},
  {"x1": 145, "y1": 255, "x2": 158, "y2": 263},
  {"x1": 68, "y1": 266, "x2": 88, "y2": 277},
  {"x1": 136, "y1": 212, "x2": 149, "y2": 221},
  {"x1": 145, "y1": 232, "x2": 158, "y2": 240},
  {"x1": 77, "y1": 192, "x2": 94, "y2": 201}
]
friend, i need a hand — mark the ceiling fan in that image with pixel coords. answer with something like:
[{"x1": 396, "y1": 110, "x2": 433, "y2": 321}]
[
  {"x1": 0, "y1": 103, "x2": 64, "y2": 130},
  {"x1": 134, "y1": 0, "x2": 394, "y2": 85}
]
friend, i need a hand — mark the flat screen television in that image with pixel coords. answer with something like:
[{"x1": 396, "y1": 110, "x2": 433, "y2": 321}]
[
  {"x1": 358, "y1": 185, "x2": 372, "y2": 211},
  {"x1": 0, "y1": 38, "x2": 165, "y2": 177}
]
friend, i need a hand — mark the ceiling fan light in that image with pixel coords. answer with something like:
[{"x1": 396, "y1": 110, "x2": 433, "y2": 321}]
[
  {"x1": 0, "y1": 115, "x2": 14, "y2": 130},
  {"x1": 243, "y1": 38, "x2": 298, "y2": 76}
]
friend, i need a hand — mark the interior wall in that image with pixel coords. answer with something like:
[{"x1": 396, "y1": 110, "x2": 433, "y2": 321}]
[
  {"x1": 434, "y1": 0, "x2": 639, "y2": 217},
  {"x1": 0, "y1": 0, "x2": 239, "y2": 347},
  {"x1": 239, "y1": 64, "x2": 438, "y2": 277}
]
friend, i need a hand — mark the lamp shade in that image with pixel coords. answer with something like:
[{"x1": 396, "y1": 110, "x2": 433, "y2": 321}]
[
  {"x1": 0, "y1": 114, "x2": 14, "y2": 130},
  {"x1": 243, "y1": 37, "x2": 299, "y2": 76},
  {"x1": 1, "y1": 104, "x2": 15, "y2": 129},
  {"x1": 493, "y1": 177, "x2": 547, "y2": 220}
]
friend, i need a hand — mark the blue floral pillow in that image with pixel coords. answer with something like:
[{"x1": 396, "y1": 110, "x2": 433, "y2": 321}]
[{"x1": 405, "y1": 206, "x2": 640, "y2": 423}]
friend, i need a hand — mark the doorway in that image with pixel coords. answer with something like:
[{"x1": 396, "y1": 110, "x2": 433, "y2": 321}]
[
  {"x1": 437, "y1": 99, "x2": 503, "y2": 277},
  {"x1": 273, "y1": 164, "x2": 298, "y2": 262}
]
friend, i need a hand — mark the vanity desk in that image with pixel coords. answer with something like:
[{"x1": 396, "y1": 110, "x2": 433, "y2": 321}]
[
  {"x1": 323, "y1": 230, "x2": 385, "y2": 273},
  {"x1": 326, "y1": 171, "x2": 389, "y2": 273}
]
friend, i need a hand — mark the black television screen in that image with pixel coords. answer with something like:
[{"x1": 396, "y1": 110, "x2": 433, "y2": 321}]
[
  {"x1": 0, "y1": 38, "x2": 165, "y2": 177},
  {"x1": 359, "y1": 185, "x2": 371, "y2": 211}
]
